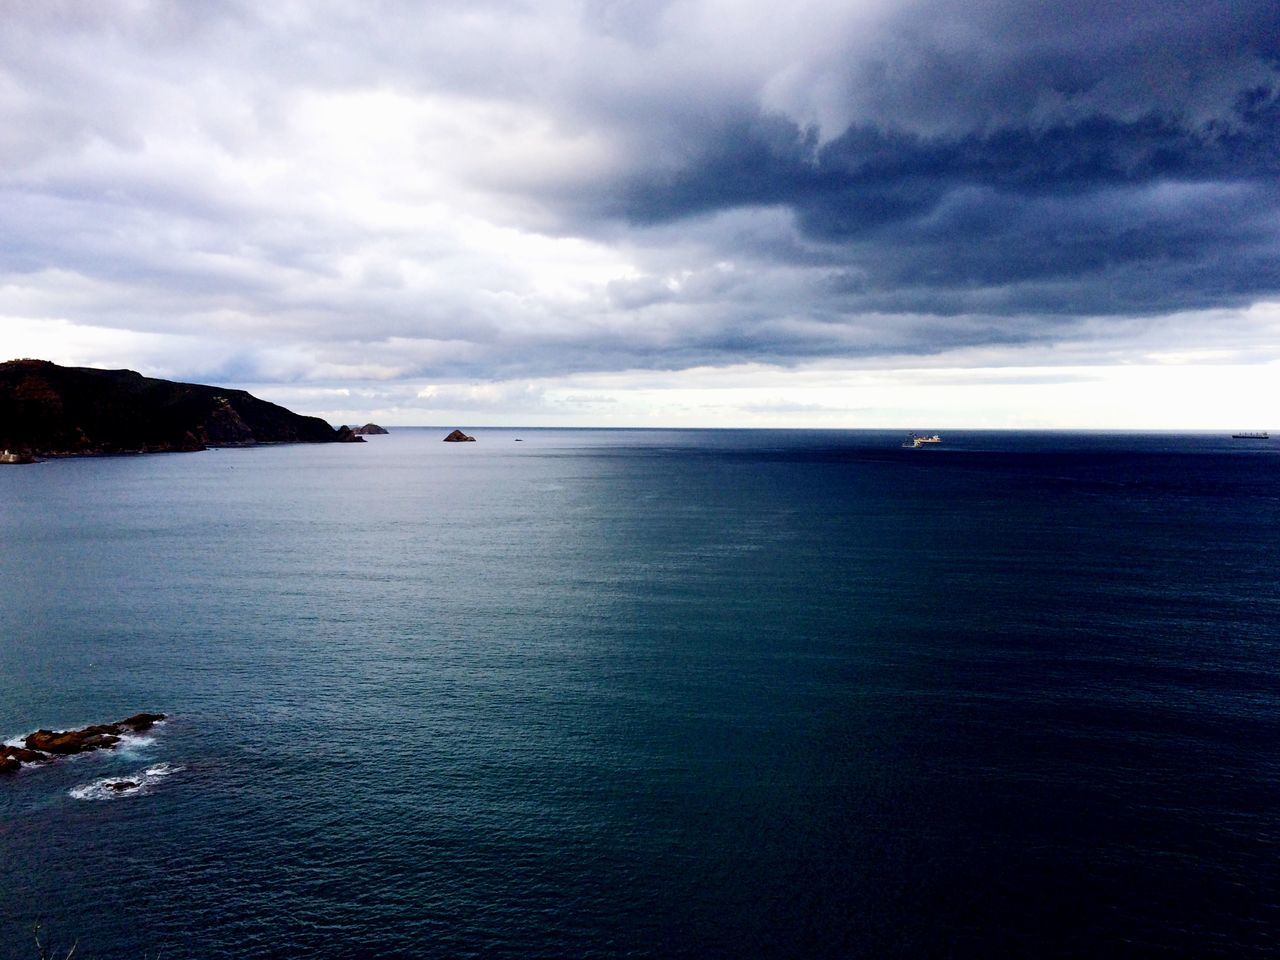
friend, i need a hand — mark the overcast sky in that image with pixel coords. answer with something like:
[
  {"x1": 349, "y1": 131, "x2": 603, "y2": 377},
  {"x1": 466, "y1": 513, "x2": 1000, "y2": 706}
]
[{"x1": 4, "y1": 0, "x2": 1279, "y2": 427}]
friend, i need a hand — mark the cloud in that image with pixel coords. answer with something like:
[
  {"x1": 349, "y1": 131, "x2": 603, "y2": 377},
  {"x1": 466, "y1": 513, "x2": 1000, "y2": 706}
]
[
  {"x1": 1, "y1": 0, "x2": 1279, "y2": 416},
  {"x1": 613, "y1": 3, "x2": 1280, "y2": 323}
]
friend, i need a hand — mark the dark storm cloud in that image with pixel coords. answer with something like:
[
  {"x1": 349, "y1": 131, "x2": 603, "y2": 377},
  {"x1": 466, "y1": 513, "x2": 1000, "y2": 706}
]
[{"x1": 613, "y1": 0, "x2": 1280, "y2": 320}]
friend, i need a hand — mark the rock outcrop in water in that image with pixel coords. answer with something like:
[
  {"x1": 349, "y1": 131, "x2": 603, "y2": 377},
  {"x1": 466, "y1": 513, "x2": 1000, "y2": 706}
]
[
  {"x1": 0, "y1": 745, "x2": 50, "y2": 766},
  {"x1": 1, "y1": 713, "x2": 166, "y2": 774},
  {"x1": 0, "y1": 358, "x2": 365, "y2": 460},
  {"x1": 351, "y1": 423, "x2": 389, "y2": 435},
  {"x1": 25, "y1": 727, "x2": 121, "y2": 754},
  {"x1": 443, "y1": 429, "x2": 476, "y2": 442}
]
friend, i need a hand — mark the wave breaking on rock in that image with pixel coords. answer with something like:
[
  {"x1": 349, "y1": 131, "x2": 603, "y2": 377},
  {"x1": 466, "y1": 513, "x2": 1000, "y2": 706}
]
[{"x1": 69, "y1": 762, "x2": 185, "y2": 801}]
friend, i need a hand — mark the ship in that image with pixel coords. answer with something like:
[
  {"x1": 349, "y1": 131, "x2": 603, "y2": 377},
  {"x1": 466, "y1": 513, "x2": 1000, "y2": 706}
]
[
  {"x1": 1231, "y1": 432, "x2": 1270, "y2": 439},
  {"x1": 902, "y1": 433, "x2": 942, "y2": 448}
]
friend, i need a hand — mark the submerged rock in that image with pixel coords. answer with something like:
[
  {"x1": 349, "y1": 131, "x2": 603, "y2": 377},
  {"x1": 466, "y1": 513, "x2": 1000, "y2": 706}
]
[{"x1": 443, "y1": 429, "x2": 476, "y2": 442}]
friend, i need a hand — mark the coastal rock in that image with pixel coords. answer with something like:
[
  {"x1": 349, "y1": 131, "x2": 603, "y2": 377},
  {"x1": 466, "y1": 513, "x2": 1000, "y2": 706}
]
[
  {"x1": 443, "y1": 429, "x2": 476, "y2": 442},
  {"x1": 1, "y1": 745, "x2": 51, "y2": 765},
  {"x1": 119, "y1": 712, "x2": 166, "y2": 732},
  {"x1": 8, "y1": 713, "x2": 167, "y2": 769},
  {"x1": 25, "y1": 728, "x2": 120, "y2": 754},
  {"x1": 0, "y1": 757, "x2": 17, "y2": 774},
  {"x1": 351, "y1": 423, "x2": 389, "y2": 435},
  {"x1": 107, "y1": 780, "x2": 139, "y2": 792},
  {"x1": 334, "y1": 426, "x2": 366, "y2": 443}
]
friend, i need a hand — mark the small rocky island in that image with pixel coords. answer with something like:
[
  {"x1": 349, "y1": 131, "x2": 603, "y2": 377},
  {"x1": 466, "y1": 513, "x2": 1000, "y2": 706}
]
[
  {"x1": 0, "y1": 713, "x2": 166, "y2": 774},
  {"x1": 443, "y1": 429, "x2": 476, "y2": 442},
  {"x1": 0, "y1": 359, "x2": 366, "y2": 461},
  {"x1": 350, "y1": 423, "x2": 389, "y2": 435}
]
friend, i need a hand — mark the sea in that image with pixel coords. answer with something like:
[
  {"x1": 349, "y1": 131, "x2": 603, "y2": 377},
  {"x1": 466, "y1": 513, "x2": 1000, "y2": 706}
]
[{"x1": 1, "y1": 428, "x2": 1277, "y2": 959}]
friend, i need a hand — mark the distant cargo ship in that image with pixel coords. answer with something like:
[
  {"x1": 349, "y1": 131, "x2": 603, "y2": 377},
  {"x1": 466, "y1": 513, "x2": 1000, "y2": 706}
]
[
  {"x1": 902, "y1": 433, "x2": 942, "y2": 448},
  {"x1": 1232, "y1": 432, "x2": 1269, "y2": 439}
]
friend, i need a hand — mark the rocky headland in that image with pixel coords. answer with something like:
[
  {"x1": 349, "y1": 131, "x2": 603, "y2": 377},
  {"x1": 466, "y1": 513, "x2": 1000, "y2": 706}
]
[
  {"x1": 0, "y1": 359, "x2": 366, "y2": 461},
  {"x1": 1, "y1": 713, "x2": 166, "y2": 774}
]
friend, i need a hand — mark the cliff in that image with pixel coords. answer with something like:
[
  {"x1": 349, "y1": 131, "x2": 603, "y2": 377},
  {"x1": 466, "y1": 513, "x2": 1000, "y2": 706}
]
[{"x1": 0, "y1": 359, "x2": 363, "y2": 459}]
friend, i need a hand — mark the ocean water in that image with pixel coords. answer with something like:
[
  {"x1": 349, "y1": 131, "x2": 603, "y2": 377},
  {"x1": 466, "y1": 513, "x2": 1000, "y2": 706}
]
[{"x1": 1, "y1": 429, "x2": 1277, "y2": 959}]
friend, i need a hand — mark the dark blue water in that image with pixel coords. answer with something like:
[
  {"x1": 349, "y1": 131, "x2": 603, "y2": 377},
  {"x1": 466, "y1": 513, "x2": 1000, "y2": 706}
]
[{"x1": 2, "y1": 429, "x2": 1278, "y2": 958}]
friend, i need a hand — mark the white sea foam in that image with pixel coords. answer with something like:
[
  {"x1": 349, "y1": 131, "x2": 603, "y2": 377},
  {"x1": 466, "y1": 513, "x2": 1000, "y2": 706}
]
[
  {"x1": 114, "y1": 733, "x2": 157, "y2": 755},
  {"x1": 68, "y1": 762, "x2": 185, "y2": 801}
]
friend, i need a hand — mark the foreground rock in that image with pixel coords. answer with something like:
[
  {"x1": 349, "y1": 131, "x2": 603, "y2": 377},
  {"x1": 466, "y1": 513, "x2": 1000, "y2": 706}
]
[
  {"x1": 443, "y1": 429, "x2": 476, "y2": 442},
  {"x1": 351, "y1": 423, "x2": 389, "y2": 435},
  {"x1": 0, "y1": 358, "x2": 363, "y2": 459},
  {"x1": 1, "y1": 713, "x2": 166, "y2": 774}
]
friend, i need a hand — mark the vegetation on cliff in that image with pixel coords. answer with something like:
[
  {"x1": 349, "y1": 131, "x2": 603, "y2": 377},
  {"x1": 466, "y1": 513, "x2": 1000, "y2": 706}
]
[{"x1": 0, "y1": 359, "x2": 363, "y2": 459}]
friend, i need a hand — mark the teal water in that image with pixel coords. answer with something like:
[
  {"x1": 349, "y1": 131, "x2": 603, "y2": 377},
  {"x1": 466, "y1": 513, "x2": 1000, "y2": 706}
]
[{"x1": 1, "y1": 429, "x2": 1278, "y2": 958}]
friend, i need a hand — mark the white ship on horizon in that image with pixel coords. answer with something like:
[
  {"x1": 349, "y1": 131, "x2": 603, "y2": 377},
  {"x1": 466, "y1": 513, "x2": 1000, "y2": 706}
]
[{"x1": 902, "y1": 433, "x2": 942, "y2": 448}]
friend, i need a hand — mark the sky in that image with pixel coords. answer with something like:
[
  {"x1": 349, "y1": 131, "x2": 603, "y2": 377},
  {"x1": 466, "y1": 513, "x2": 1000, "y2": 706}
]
[{"x1": 3, "y1": 0, "x2": 1279, "y2": 428}]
